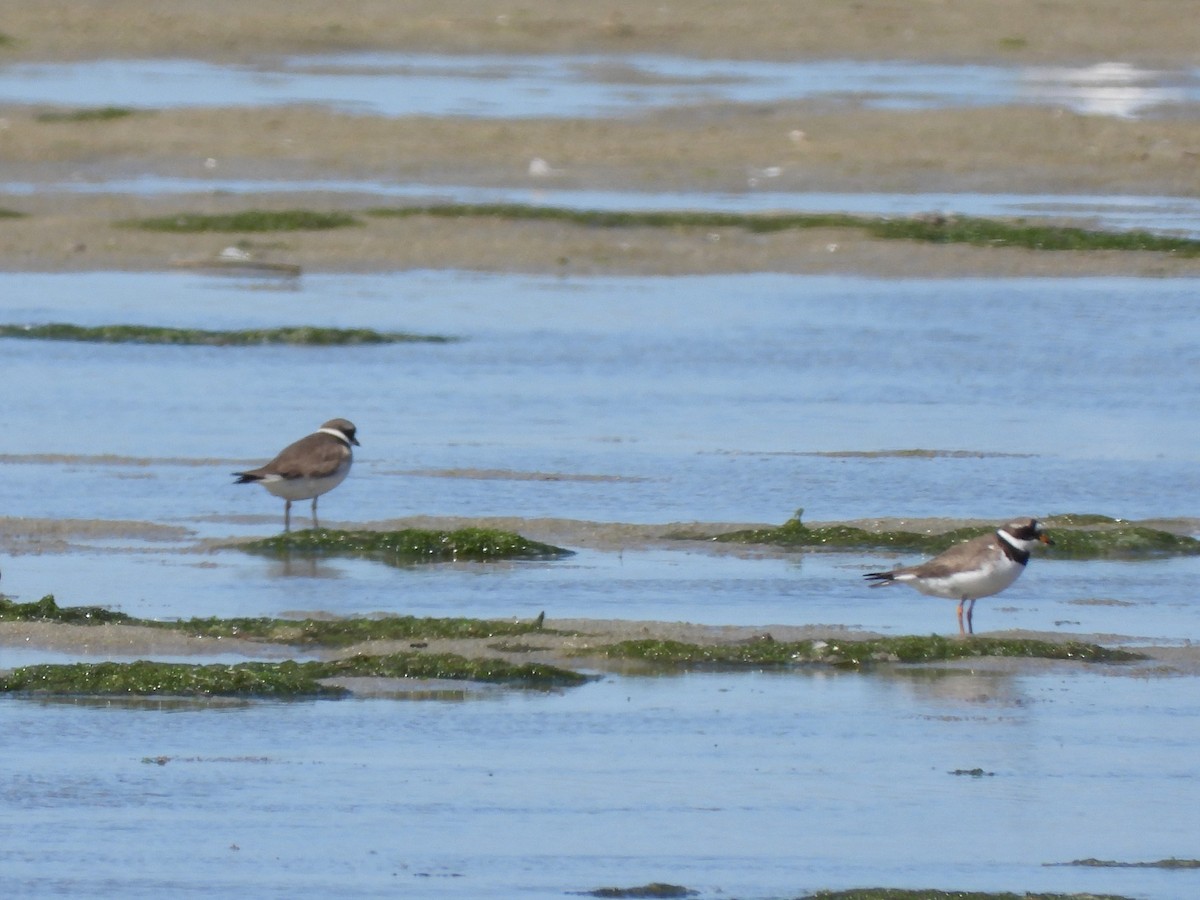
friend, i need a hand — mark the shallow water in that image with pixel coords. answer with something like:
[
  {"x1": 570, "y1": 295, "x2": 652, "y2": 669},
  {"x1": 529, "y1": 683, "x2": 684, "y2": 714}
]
[
  {"x1": 3, "y1": 266, "x2": 1200, "y2": 898},
  {"x1": 3, "y1": 269, "x2": 1199, "y2": 631},
  {"x1": 3, "y1": 270, "x2": 1199, "y2": 504},
  {"x1": 5, "y1": 545, "x2": 1200, "y2": 649},
  {"x1": 2, "y1": 270, "x2": 1199, "y2": 544},
  {"x1": 0, "y1": 54, "x2": 1195, "y2": 118},
  {"x1": 2, "y1": 670, "x2": 1198, "y2": 899}
]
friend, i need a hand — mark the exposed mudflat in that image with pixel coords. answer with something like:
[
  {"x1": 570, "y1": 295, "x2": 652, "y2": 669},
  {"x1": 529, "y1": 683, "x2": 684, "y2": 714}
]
[
  {"x1": 2, "y1": 0, "x2": 1197, "y2": 65},
  {"x1": 6, "y1": 192, "x2": 1200, "y2": 277},
  {"x1": 7, "y1": 614, "x2": 1200, "y2": 685},
  {"x1": 1, "y1": 3, "x2": 1198, "y2": 276}
]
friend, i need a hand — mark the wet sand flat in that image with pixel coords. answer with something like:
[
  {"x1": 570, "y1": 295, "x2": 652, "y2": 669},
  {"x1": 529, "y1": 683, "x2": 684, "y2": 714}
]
[
  {"x1": 1, "y1": 0, "x2": 1197, "y2": 65},
  {"x1": 7, "y1": 615, "x2": 1200, "y2": 681},
  {"x1": 4, "y1": 191, "x2": 1200, "y2": 277},
  {"x1": 3, "y1": 104, "x2": 1198, "y2": 198},
  {"x1": 0, "y1": 5, "x2": 1198, "y2": 275}
]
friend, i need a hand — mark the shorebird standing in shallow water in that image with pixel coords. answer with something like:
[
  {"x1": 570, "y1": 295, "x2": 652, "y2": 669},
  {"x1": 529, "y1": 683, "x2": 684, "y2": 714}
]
[
  {"x1": 233, "y1": 418, "x2": 359, "y2": 532},
  {"x1": 863, "y1": 517, "x2": 1053, "y2": 635}
]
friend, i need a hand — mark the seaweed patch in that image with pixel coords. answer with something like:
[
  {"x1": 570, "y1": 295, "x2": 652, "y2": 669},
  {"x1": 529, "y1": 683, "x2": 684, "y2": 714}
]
[
  {"x1": 236, "y1": 526, "x2": 574, "y2": 565},
  {"x1": 0, "y1": 323, "x2": 452, "y2": 345},
  {"x1": 0, "y1": 652, "x2": 590, "y2": 698},
  {"x1": 713, "y1": 512, "x2": 1200, "y2": 559},
  {"x1": 590, "y1": 634, "x2": 1141, "y2": 669}
]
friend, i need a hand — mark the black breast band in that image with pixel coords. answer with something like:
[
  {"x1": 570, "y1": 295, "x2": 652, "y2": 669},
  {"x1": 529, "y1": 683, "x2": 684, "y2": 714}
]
[{"x1": 997, "y1": 532, "x2": 1030, "y2": 566}]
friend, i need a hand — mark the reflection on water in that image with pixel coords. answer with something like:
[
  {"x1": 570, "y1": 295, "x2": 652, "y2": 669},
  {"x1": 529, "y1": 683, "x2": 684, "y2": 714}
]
[
  {"x1": 889, "y1": 666, "x2": 1030, "y2": 710},
  {"x1": 0, "y1": 54, "x2": 1195, "y2": 119},
  {"x1": 261, "y1": 553, "x2": 337, "y2": 580},
  {"x1": 1021, "y1": 62, "x2": 1192, "y2": 118}
]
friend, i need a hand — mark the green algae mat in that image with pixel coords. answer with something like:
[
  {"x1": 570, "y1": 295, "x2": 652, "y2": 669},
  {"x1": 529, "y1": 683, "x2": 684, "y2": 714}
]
[
  {"x1": 0, "y1": 595, "x2": 550, "y2": 646},
  {"x1": 367, "y1": 204, "x2": 1200, "y2": 257},
  {"x1": 0, "y1": 323, "x2": 452, "y2": 345},
  {"x1": 715, "y1": 512, "x2": 1200, "y2": 559},
  {"x1": 589, "y1": 635, "x2": 1141, "y2": 669},
  {"x1": 798, "y1": 891, "x2": 1135, "y2": 900},
  {"x1": 583, "y1": 888, "x2": 1135, "y2": 900},
  {"x1": 0, "y1": 653, "x2": 588, "y2": 698},
  {"x1": 121, "y1": 209, "x2": 361, "y2": 232},
  {"x1": 582, "y1": 887, "x2": 1135, "y2": 900},
  {"x1": 236, "y1": 526, "x2": 573, "y2": 565},
  {"x1": 1052, "y1": 857, "x2": 1200, "y2": 869},
  {"x1": 0, "y1": 596, "x2": 1143, "y2": 699},
  {"x1": 0, "y1": 594, "x2": 585, "y2": 698}
]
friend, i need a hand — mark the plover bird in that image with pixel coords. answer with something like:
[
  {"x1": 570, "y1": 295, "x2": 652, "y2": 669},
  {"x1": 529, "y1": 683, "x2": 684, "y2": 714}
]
[
  {"x1": 863, "y1": 517, "x2": 1053, "y2": 635},
  {"x1": 233, "y1": 418, "x2": 359, "y2": 532}
]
